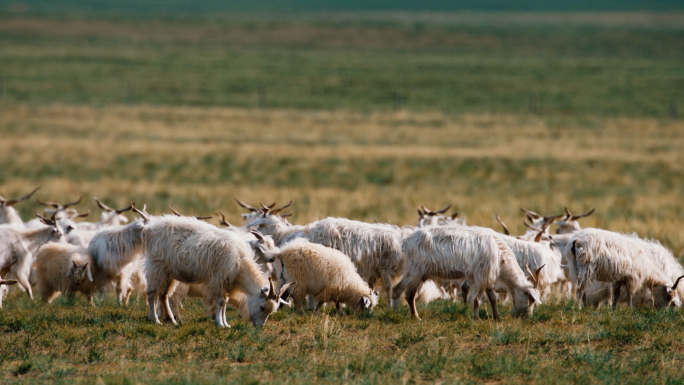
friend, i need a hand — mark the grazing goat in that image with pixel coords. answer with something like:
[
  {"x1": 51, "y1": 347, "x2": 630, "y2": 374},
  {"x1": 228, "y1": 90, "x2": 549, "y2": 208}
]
[
  {"x1": 74, "y1": 198, "x2": 132, "y2": 231},
  {"x1": 0, "y1": 262, "x2": 18, "y2": 309},
  {"x1": 564, "y1": 228, "x2": 683, "y2": 309},
  {"x1": 397, "y1": 225, "x2": 541, "y2": 320},
  {"x1": 273, "y1": 239, "x2": 376, "y2": 313},
  {"x1": 0, "y1": 213, "x2": 63, "y2": 299},
  {"x1": 0, "y1": 187, "x2": 40, "y2": 227},
  {"x1": 34, "y1": 243, "x2": 99, "y2": 303},
  {"x1": 143, "y1": 215, "x2": 289, "y2": 327}
]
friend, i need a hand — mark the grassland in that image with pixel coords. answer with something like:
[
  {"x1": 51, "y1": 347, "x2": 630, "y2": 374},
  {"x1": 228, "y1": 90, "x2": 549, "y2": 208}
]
[
  {"x1": 1, "y1": 104, "x2": 684, "y2": 383},
  {"x1": 2, "y1": 4, "x2": 684, "y2": 383}
]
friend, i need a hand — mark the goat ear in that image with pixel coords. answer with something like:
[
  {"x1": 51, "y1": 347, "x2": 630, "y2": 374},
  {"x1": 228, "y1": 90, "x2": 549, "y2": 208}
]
[
  {"x1": 278, "y1": 298, "x2": 292, "y2": 307},
  {"x1": 527, "y1": 289, "x2": 542, "y2": 305},
  {"x1": 533, "y1": 264, "x2": 545, "y2": 286},
  {"x1": 85, "y1": 262, "x2": 93, "y2": 282},
  {"x1": 0, "y1": 279, "x2": 17, "y2": 286}
]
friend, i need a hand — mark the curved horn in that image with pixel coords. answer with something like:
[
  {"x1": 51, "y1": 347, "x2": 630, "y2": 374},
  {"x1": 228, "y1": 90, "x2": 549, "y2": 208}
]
[
  {"x1": 271, "y1": 200, "x2": 293, "y2": 216},
  {"x1": 417, "y1": 208, "x2": 424, "y2": 217},
  {"x1": 250, "y1": 230, "x2": 265, "y2": 242},
  {"x1": 573, "y1": 208, "x2": 596, "y2": 220},
  {"x1": 168, "y1": 206, "x2": 182, "y2": 216},
  {"x1": 131, "y1": 202, "x2": 151, "y2": 223},
  {"x1": 234, "y1": 197, "x2": 258, "y2": 212},
  {"x1": 74, "y1": 210, "x2": 90, "y2": 219},
  {"x1": 521, "y1": 207, "x2": 541, "y2": 220},
  {"x1": 93, "y1": 197, "x2": 114, "y2": 212},
  {"x1": 495, "y1": 214, "x2": 510, "y2": 236},
  {"x1": 279, "y1": 281, "x2": 296, "y2": 299},
  {"x1": 673, "y1": 275, "x2": 684, "y2": 290},
  {"x1": 525, "y1": 265, "x2": 538, "y2": 288},
  {"x1": 268, "y1": 277, "x2": 277, "y2": 299},
  {"x1": 216, "y1": 211, "x2": 232, "y2": 227},
  {"x1": 62, "y1": 196, "x2": 83, "y2": 209},
  {"x1": 524, "y1": 219, "x2": 541, "y2": 232},
  {"x1": 420, "y1": 205, "x2": 431, "y2": 215},
  {"x1": 260, "y1": 202, "x2": 275, "y2": 210},
  {"x1": 194, "y1": 216, "x2": 212, "y2": 221},
  {"x1": 5, "y1": 187, "x2": 40, "y2": 206},
  {"x1": 37, "y1": 199, "x2": 60, "y2": 209},
  {"x1": 534, "y1": 264, "x2": 545, "y2": 285},
  {"x1": 115, "y1": 203, "x2": 133, "y2": 214},
  {"x1": 563, "y1": 206, "x2": 572, "y2": 220},
  {"x1": 281, "y1": 213, "x2": 293, "y2": 218},
  {"x1": 435, "y1": 205, "x2": 451, "y2": 214}
]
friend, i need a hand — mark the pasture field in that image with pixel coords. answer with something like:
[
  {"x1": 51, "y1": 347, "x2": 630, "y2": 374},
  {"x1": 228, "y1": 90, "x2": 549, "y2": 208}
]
[{"x1": 1, "y1": 104, "x2": 684, "y2": 383}]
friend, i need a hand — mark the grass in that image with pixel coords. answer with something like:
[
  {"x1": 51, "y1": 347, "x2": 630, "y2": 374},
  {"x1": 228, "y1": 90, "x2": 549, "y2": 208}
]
[{"x1": 0, "y1": 13, "x2": 683, "y2": 116}]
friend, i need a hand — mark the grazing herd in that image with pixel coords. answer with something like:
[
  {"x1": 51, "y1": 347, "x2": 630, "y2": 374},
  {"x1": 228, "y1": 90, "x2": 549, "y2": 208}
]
[{"x1": 1, "y1": 187, "x2": 683, "y2": 329}]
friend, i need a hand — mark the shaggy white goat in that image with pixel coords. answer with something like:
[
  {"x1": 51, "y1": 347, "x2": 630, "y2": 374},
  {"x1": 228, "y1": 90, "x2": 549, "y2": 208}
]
[
  {"x1": 0, "y1": 187, "x2": 40, "y2": 227},
  {"x1": 554, "y1": 207, "x2": 595, "y2": 234},
  {"x1": 397, "y1": 225, "x2": 541, "y2": 320},
  {"x1": 143, "y1": 215, "x2": 289, "y2": 327},
  {"x1": 564, "y1": 228, "x2": 683, "y2": 309},
  {"x1": 0, "y1": 214, "x2": 63, "y2": 299}
]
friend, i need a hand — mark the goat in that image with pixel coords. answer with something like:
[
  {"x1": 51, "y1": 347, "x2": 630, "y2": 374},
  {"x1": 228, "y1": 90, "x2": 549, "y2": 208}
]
[
  {"x1": 34, "y1": 243, "x2": 100, "y2": 303},
  {"x1": 554, "y1": 207, "x2": 595, "y2": 234},
  {"x1": 272, "y1": 239, "x2": 376, "y2": 314},
  {"x1": 564, "y1": 228, "x2": 683, "y2": 309},
  {"x1": 0, "y1": 187, "x2": 40, "y2": 227},
  {"x1": 0, "y1": 262, "x2": 18, "y2": 309},
  {"x1": 0, "y1": 213, "x2": 63, "y2": 299},
  {"x1": 143, "y1": 215, "x2": 290, "y2": 327},
  {"x1": 396, "y1": 225, "x2": 541, "y2": 320}
]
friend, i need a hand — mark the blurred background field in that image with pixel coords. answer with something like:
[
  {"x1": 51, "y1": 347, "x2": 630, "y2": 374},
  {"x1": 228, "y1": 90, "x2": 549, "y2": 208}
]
[{"x1": 1, "y1": 1, "x2": 684, "y2": 383}]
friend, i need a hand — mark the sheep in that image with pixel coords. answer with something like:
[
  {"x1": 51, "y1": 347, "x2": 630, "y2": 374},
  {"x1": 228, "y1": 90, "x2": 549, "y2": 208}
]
[
  {"x1": 0, "y1": 213, "x2": 64, "y2": 299},
  {"x1": 143, "y1": 215, "x2": 291, "y2": 327},
  {"x1": 0, "y1": 187, "x2": 40, "y2": 227},
  {"x1": 396, "y1": 225, "x2": 541, "y2": 320},
  {"x1": 272, "y1": 239, "x2": 376, "y2": 314},
  {"x1": 0, "y1": 262, "x2": 18, "y2": 309},
  {"x1": 34, "y1": 242, "x2": 100, "y2": 303},
  {"x1": 88, "y1": 206, "x2": 148, "y2": 305},
  {"x1": 564, "y1": 228, "x2": 683, "y2": 309},
  {"x1": 554, "y1": 207, "x2": 595, "y2": 234}
]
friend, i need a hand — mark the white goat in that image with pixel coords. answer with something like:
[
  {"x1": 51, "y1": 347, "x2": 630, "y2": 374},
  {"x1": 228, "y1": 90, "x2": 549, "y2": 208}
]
[
  {"x1": 0, "y1": 214, "x2": 63, "y2": 299},
  {"x1": 397, "y1": 225, "x2": 541, "y2": 320},
  {"x1": 143, "y1": 215, "x2": 290, "y2": 327},
  {"x1": 273, "y1": 239, "x2": 376, "y2": 313},
  {"x1": 554, "y1": 207, "x2": 595, "y2": 234},
  {"x1": 564, "y1": 228, "x2": 683, "y2": 309},
  {"x1": 73, "y1": 198, "x2": 132, "y2": 231},
  {"x1": 0, "y1": 187, "x2": 40, "y2": 227}
]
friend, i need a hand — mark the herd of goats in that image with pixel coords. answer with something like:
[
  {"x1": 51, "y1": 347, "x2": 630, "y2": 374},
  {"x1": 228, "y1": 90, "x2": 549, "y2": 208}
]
[{"x1": 1, "y1": 187, "x2": 683, "y2": 328}]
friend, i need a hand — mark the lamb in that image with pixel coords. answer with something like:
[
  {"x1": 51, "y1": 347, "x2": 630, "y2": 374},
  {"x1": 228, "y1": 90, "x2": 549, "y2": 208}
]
[
  {"x1": 88, "y1": 205, "x2": 148, "y2": 305},
  {"x1": 272, "y1": 239, "x2": 376, "y2": 314},
  {"x1": 34, "y1": 242, "x2": 100, "y2": 303},
  {"x1": 0, "y1": 187, "x2": 40, "y2": 227},
  {"x1": 143, "y1": 215, "x2": 291, "y2": 327},
  {"x1": 564, "y1": 228, "x2": 683, "y2": 309},
  {"x1": 0, "y1": 262, "x2": 18, "y2": 309},
  {"x1": 0, "y1": 213, "x2": 64, "y2": 299},
  {"x1": 396, "y1": 225, "x2": 541, "y2": 320}
]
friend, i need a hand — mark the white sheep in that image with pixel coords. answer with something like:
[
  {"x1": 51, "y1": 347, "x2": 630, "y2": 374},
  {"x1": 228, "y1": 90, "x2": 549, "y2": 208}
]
[
  {"x1": 142, "y1": 215, "x2": 290, "y2": 327},
  {"x1": 0, "y1": 187, "x2": 40, "y2": 227},
  {"x1": 272, "y1": 239, "x2": 376, "y2": 313},
  {"x1": 564, "y1": 228, "x2": 683, "y2": 309},
  {"x1": 0, "y1": 213, "x2": 64, "y2": 299},
  {"x1": 34, "y1": 242, "x2": 99, "y2": 303},
  {"x1": 397, "y1": 225, "x2": 541, "y2": 320}
]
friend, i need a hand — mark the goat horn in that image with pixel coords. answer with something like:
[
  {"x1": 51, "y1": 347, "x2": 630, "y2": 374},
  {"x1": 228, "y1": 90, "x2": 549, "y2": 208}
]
[
  {"x1": 268, "y1": 277, "x2": 277, "y2": 299},
  {"x1": 279, "y1": 281, "x2": 296, "y2": 299},
  {"x1": 62, "y1": 196, "x2": 83, "y2": 209},
  {"x1": 495, "y1": 214, "x2": 510, "y2": 236},
  {"x1": 281, "y1": 213, "x2": 293, "y2": 218},
  {"x1": 234, "y1": 197, "x2": 259, "y2": 212},
  {"x1": 525, "y1": 265, "x2": 538, "y2": 288},
  {"x1": 250, "y1": 230, "x2": 265, "y2": 242},
  {"x1": 116, "y1": 203, "x2": 133, "y2": 214},
  {"x1": 451, "y1": 212, "x2": 459, "y2": 220},
  {"x1": 216, "y1": 211, "x2": 232, "y2": 227},
  {"x1": 194, "y1": 216, "x2": 212, "y2": 221},
  {"x1": 563, "y1": 206, "x2": 572, "y2": 220},
  {"x1": 573, "y1": 208, "x2": 596, "y2": 220},
  {"x1": 417, "y1": 208, "x2": 424, "y2": 217},
  {"x1": 521, "y1": 207, "x2": 541, "y2": 220},
  {"x1": 94, "y1": 197, "x2": 114, "y2": 212},
  {"x1": 37, "y1": 199, "x2": 60, "y2": 208},
  {"x1": 420, "y1": 205, "x2": 431, "y2": 215},
  {"x1": 524, "y1": 219, "x2": 541, "y2": 232},
  {"x1": 168, "y1": 206, "x2": 182, "y2": 216},
  {"x1": 74, "y1": 210, "x2": 90, "y2": 219},
  {"x1": 673, "y1": 275, "x2": 684, "y2": 290},
  {"x1": 1, "y1": 260, "x2": 17, "y2": 278},
  {"x1": 5, "y1": 187, "x2": 40, "y2": 206},
  {"x1": 131, "y1": 202, "x2": 151, "y2": 223},
  {"x1": 271, "y1": 200, "x2": 293, "y2": 216},
  {"x1": 435, "y1": 205, "x2": 451, "y2": 214}
]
